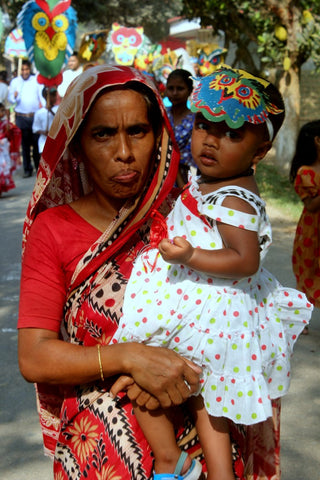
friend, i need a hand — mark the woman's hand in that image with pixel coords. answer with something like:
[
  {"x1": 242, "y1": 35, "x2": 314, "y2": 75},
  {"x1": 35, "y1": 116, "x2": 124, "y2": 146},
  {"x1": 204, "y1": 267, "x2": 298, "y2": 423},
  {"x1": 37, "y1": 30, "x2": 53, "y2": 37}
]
[
  {"x1": 159, "y1": 236, "x2": 194, "y2": 265},
  {"x1": 119, "y1": 343, "x2": 202, "y2": 409}
]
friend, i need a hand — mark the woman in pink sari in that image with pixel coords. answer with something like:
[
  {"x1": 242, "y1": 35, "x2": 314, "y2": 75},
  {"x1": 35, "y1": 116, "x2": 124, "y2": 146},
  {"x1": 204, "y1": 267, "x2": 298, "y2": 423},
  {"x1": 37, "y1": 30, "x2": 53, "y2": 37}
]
[{"x1": 18, "y1": 65, "x2": 280, "y2": 479}]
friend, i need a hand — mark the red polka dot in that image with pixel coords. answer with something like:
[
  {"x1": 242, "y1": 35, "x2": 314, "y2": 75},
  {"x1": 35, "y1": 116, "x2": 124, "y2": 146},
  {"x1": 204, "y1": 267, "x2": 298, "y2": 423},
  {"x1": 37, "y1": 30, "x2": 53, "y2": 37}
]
[
  {"x1": 216, "y1": 397, "x2": 222, "y2": 402},
  {"x1": 183, "y1": 295, "x2": 189, "y2": 300},
  {"x1": 288, "y1": 301, "x2": 293, "y2": 307},
  {"x1": 177, "y1": 314, "x2": 183, "y2": 320},
  {"x1": 105, "y1": 298, "x2": 115, "y2": 307},
  {"x1": 215, "y1": 354, "x2": 220, "y2": 360},
  {"x1": 258, "y1": 398, "x2": 263, "y2": 403},
  {"x1": 142, "y1": 317, "x2": 147, "y2": 323},
  {"x1": 177, "y1": 288, "x2": 182, "y2": 295},
  {"x1": 137, "y1": 308, "x2": 143, "y2": 313},
  {"x1": 187, "y1": 345, "x2": 193, "y2": 351},
  {"x1": 239, "y1": 225, "x2": 244, "y2": 229},
  {"x1": 284, "y1": 291, "x2": 289, "y2": 297},
  {"x1": 231, "y1": 378, "x2": 236, "y2": 384},
  {"x1": 261, "y1": 344, "x2": 267, "y2": 350},
  {"x1": 233, "y1": 311, "x2": 239, "y2": 317},
  {"x1": 186, "y1": 215, "x2": 191, "y2": 221},
  {"x1": 174, "y1": 336, "x2": 180, "y2": 343},
  {"x1": 305, "y1": 278, "x2": 314, "y2": 288},
  {"x1": 304, "y1": 259, "x2": 313, "y2": 268},
  {"x1": 303, "y1": 237, "x2": 313, "y2": 247},
  {"x1": 130, "y1": 293, "x2": 136, "y2": 298},
  {"x1": 252, "y1": 354, "x2": 257, "y2": 360},
  {"x1": 304, "y1": 215, "x2": 313, "y2": 225},
  {"x1": 220, "y1": 376, "x2": 225, "y2": 382},
  {"x1": 196, "y1": 299, "x2": 202, "y2": 305}
]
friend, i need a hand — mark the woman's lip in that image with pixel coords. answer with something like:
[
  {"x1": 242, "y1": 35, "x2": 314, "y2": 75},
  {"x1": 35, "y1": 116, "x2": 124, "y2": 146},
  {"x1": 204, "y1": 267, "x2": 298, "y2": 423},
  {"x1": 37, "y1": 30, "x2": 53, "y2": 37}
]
[{"x1": 113, "y1": 170, "x2": 140, "y2": 183}]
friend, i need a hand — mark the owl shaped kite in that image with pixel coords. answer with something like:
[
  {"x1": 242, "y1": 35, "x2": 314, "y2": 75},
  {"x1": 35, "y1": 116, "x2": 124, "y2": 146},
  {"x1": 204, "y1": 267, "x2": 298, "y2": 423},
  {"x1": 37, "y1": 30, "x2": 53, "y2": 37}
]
[{"x1": 17, "y1": 0, "x2": 77, "y2": 86}]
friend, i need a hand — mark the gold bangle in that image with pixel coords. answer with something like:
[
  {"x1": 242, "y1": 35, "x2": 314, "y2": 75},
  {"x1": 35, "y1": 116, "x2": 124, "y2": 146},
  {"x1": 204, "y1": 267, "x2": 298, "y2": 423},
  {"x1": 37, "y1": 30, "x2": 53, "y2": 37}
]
[{"x1": 97, "y1": 344, "x2": 104, "y2": 382}]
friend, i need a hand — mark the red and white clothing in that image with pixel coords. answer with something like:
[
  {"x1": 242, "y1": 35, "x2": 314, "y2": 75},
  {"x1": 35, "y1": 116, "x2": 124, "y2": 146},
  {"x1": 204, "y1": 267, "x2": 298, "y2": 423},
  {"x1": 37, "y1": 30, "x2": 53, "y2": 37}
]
[{"x1": 115, "y1": 175, "x2": 312, "y2": 425}]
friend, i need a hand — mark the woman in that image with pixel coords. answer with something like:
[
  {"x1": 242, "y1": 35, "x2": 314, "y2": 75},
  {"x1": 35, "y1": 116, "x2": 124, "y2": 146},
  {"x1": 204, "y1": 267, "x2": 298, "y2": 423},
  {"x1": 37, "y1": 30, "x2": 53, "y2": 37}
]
[
  {"x1": 18, "y1": 65, "x2": 281, "y2": 479},
  {"x1": 165, "y1": 69, "x2": 196, "y2": 187}
]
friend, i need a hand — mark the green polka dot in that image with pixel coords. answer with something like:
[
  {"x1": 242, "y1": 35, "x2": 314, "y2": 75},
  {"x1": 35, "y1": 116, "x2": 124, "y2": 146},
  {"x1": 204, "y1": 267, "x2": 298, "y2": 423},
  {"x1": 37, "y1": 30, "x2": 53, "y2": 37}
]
[
  {"x1": 157, "y1": 281, "x2": 163, "y2": 287},
  {"x1": 277, "y1": 366, "x2": 283, "y2": 371},
  {"x1": 232, "y1": 344, "x2": 238, "y2": 350},
  {"x1": 228, "y1": 210, "x2": 235, "y2": 216},
  {"x1": 157, "y1": 314, "x2": 163, "y2": 320},
  {"x1": 246, "y1": 366, "x2": 251, "y2": 372},
  {"x1": 210, "y1": 242, "x2": 216, "y2": 248},
  {"x1": 197, "y1": 288, "x2": 202, "y2": 294},
  {"x1": 251, "y1": 413, "x2": 257, "y2": 420},
  {"x1": 278, "y1": 385, "x2": 284, "y2": 391},
  {"x1": 207, "y1": 205, "x2": 213, "y2": 210},
  {"x1": 223, "y1": 406, "x2": 228, "y2": 413},
  {"x1": 247, "y1": 390, "x2": 253, "y2": 397},
  {"x1": 217, "y1": 296, "x2": 222, "y2": 303},
  {"x1": 206, "y1": 401, "x2": 211, "y2": 408},
  {"x1": 180, "y1": 220, "x2": 184, "y2": 226},
  {"x1": 225, "y1": 385, "x2": 229, "y2": 391},
  {"x1": 263, "y1": 298, "x2": 267, "y2": 304},
  {"x1": 236, "y1": 413, "x2": 242, "y2": 420},
  {"x1": 190, "y1": 230, "x2": 196, "y2": 236},
  {"x1": 121, "y1": 336, "x2": 128, "y2": 342},
  {"x1": 196, "y1": 314, "x2": 201, "y2": 320},
  {"x1": 177, "y1": 325, "x2": 182, "y2": 331},
  {"x1": 211, "y1": 384, "x2": 217, "y2": 391},
  {"x1": 246, "y1": 343, "x2": 250, "y2": 348},
  {"x1": 271, "y1": 352, "x2": 275, "y2": 358},
  {"x1": 173, "y1": 270, "x2": 178, "y2": 276},
  {"x1": 294, "y1": 309, "x2": 300, "y2": 315},
  {"x1": 146, "y1": 299, "x2": 152, "y2": 304},
  {"x1": 134, "y1": 322, "x2": 140, "y2": 327},
  {"x1": 233, "y1": 367, "x2": 240, "y2": 373},
  {"x1": 142, "y1": 290, "x2": 148, "y2": 295},
  {"x1": 238, "y1": 391, "x2": 243, "y2": 397},
  {"x1": 209, "y1": 317, "x2": 216, "y2": 324},
  {"x1": 251, "y1": 217, "x2": 256, "y2": 224},
  {"x1": 243, "y1": 321, "x2": 248, "y2": 327},
  {"x1": 164, "y1": 294, "x2": 170, "y2": 299},
  {"x1": 146, "y1": 333, "x2": 151, "y2": 338},
  {"x1": 207, "y1": 338, "x2": 213, "y2": 345}
]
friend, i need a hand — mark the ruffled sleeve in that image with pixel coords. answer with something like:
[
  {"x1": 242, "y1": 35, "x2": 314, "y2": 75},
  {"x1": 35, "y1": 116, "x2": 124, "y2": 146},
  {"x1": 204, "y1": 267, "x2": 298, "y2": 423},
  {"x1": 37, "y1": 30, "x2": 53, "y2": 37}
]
[{"x1": 294, "y1": 167, "x2": 320, "y2": 201}]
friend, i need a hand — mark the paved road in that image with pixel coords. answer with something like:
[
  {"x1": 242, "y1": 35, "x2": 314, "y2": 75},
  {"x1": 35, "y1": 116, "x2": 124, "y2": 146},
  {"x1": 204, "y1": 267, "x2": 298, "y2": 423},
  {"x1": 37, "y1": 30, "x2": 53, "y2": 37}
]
[{"x1": 0, "y1": 173, "x2": 319, "y2": 479}]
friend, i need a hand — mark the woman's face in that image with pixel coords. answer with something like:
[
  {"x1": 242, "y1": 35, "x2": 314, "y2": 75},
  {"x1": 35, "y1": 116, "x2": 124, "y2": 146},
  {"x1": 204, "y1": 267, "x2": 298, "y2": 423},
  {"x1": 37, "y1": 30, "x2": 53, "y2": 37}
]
[
  {"x1": 166, "y1": 76, "x2": 191, "y2": 107},
  {"x1": 79, "y1": 89, "x2": 156, "y2": 209}
]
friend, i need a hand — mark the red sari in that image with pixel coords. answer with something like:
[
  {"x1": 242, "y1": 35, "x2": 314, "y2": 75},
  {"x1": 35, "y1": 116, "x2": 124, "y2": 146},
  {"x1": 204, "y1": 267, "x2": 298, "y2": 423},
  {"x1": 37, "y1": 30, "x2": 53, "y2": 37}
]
[{"x1": 19, "y1": 65, "x2": 281, "y2": 479}]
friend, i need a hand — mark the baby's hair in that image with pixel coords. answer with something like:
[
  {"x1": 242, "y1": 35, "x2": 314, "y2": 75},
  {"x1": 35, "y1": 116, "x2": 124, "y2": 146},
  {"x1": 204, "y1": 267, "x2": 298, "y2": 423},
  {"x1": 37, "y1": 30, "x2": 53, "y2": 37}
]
[
  {"x1": 0, "y1": 102, "x2": 4, "y2": 109},
  {"x1": 289, "y1": 120, "x2": 320, "y2": 183},
  {"x1": 262, "y1": 81, "x2": 285, "y2": 140},
  {"x1": 166, "y1": 68, "x2": 194, "y2": 93}
]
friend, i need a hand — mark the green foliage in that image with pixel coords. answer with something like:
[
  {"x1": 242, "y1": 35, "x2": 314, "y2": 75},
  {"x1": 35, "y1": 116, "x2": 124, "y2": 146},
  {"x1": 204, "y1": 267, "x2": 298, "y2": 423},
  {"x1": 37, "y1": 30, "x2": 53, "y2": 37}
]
[
  {"x1": 256, "y1": 162, "x2": 302, "y2": 222},
  {"x1": 182, "y1": 0, "x2": 320, "y2": 72}
]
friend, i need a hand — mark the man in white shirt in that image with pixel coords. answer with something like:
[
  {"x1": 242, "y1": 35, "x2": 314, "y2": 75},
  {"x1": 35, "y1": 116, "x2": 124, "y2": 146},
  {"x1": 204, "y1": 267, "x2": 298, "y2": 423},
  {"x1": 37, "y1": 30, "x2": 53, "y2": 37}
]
[
  {"x1": 8, "y1": 59, "x2": 43, "y2": 177},
  {"x1": 57, "y1": 52, "x2": 83, "y2": 98},
  {"x1": 32, "y1": 87, "x2": 58, "y2": 154}
]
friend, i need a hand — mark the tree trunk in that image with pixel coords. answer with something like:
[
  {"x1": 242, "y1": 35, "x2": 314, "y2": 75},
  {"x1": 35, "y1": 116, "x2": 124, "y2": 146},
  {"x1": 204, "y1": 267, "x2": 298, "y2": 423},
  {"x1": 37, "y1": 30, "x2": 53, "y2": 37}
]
[{"x1": 274, "y1": 67, "x2": 300, "y2": 173}]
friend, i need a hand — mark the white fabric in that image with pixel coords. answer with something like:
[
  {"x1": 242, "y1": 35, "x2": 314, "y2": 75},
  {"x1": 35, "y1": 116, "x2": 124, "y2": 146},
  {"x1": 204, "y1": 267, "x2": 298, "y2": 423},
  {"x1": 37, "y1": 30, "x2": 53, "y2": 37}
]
[
  {"x1": 8, "y1": 75, "x2": 44, "y2": 113},
  {"x1": 114, "y1": 175, "x2": 312, "y2": 425},
  {"x1": 32, "y1": 105, "x2": 58, "y2": 153},
  {"x1": 57, "y1": 67, "x2": 83, "y2": 97}
]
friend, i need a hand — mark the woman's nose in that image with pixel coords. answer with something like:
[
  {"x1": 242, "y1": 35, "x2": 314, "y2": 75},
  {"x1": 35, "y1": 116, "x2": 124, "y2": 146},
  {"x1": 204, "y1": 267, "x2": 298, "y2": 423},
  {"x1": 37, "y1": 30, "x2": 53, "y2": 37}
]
[{"x1": 115, "y1": 133, "x2": 133, "y2": 162}]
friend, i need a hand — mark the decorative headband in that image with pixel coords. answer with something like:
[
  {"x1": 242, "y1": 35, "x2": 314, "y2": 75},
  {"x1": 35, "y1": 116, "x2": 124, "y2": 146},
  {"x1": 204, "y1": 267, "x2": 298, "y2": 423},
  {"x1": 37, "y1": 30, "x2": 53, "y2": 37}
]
[{"x1": 190, "y1": 66, "x2": 284, "y2": 140}]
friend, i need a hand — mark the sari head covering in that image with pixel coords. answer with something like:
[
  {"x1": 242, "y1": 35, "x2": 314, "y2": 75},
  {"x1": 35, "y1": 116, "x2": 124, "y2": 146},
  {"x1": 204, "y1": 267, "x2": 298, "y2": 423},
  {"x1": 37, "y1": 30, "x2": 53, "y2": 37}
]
[{"x1": 22, "y1": 64, "x2": 179, "y2": 289}]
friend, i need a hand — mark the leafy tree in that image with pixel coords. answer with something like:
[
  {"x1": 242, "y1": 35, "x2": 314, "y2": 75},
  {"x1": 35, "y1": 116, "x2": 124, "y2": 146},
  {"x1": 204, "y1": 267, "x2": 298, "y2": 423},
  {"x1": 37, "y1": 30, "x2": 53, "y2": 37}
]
[{"x1": 182, "y1": 0, "x2": 320, "y2": 169}]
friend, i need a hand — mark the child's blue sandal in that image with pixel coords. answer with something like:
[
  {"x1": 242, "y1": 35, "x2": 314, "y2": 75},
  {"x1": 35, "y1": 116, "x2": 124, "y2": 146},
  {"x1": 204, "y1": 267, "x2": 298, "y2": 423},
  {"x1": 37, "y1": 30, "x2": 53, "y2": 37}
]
[{"x1": 153, "y1": 451, "x2": 203, "y2": 480}]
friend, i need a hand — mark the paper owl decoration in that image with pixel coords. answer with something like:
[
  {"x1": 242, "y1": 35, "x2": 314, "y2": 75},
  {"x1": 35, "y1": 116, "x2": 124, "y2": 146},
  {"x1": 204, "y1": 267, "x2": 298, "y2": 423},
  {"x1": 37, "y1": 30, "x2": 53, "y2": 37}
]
[
  {"x1": 109, "y1": 23, "x2": 144, "y2": 66},
  {"x1": 191, "y1": 66, "x2": 284, "y2": 129},
  {"x1": 17, "y1": 0, "x2": 77, "y2": 86},
  {"x1": 198, "y1": 45, "x2": 228, "y2": 76}
]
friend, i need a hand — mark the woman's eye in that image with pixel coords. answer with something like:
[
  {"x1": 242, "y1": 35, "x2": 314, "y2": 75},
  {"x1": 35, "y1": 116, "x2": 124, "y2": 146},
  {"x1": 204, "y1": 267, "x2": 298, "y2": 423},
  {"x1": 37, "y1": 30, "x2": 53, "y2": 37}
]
[{"x1": 93, "y1": 128, "x2": 113, "y2": 139}]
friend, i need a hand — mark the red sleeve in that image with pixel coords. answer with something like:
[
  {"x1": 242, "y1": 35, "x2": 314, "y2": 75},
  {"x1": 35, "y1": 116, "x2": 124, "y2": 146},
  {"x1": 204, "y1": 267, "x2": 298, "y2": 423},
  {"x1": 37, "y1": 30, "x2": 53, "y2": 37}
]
[{"x1": 18, "y1": 205, "x2": 101, "y2": 332}]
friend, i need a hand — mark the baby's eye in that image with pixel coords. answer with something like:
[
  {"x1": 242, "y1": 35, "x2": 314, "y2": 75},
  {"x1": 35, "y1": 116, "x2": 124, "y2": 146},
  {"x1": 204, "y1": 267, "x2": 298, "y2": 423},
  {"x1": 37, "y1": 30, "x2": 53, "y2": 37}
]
[
  {"x1": 225, "y1": 129, "x2": 241, "y2": 139},
  {"x1": 196, "y1": 121, "x2": 209, "y2": 131}
]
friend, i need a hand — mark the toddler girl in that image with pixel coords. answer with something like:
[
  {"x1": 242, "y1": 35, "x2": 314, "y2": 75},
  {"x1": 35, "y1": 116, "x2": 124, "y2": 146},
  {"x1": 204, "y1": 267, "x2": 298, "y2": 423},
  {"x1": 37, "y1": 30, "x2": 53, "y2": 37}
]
[{"x1": 112, "y1": 66, "x2": 313, "y2": 480}]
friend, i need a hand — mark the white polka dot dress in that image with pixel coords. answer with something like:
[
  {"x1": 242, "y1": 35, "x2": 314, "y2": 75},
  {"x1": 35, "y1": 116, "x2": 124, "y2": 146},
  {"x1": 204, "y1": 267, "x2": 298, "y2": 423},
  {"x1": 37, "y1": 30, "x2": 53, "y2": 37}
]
[{"x1": 113, "y1": 175, "x2": 312, "y2": 425}]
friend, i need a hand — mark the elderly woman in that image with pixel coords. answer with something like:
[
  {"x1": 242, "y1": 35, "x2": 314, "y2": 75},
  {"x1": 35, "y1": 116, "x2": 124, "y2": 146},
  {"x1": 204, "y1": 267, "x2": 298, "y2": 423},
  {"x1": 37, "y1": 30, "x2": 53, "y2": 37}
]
[{"x1": 18, "y1": 65, "x2": 281, "y2": 480}]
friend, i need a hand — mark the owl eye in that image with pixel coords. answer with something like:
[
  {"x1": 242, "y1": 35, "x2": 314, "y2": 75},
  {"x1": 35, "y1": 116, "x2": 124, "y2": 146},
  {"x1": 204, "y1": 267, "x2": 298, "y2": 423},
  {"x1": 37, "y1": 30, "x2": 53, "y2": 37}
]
[
  {"x1": 236, "y1": 85, "x2": 253, "y2": 99},
  {"x1": 116, "y1": 34, "x2": 124, "y2": 43},
  {"x1": 219, "y1": 75, "x2": 235, "y2": 86},
  {"x1": 52, "y1": 14, "x2": 69, "y2": 32},
  {"x1": 129, "y1": 35, "x2": 137, "y2": 45},
  {"x1": 32, "y1": 12, "x2": 49, "y2": 31}
]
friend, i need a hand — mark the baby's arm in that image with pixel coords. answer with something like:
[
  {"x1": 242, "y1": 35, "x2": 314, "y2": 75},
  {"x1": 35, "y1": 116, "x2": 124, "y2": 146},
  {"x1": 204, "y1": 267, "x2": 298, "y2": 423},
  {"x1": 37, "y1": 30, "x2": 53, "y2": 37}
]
[
  {"x1": 159, "y1": 195, "x2": 260, "y2": 279},
  {"x1": 303, "y1": 195, "x2": 320, "y2": 213}
]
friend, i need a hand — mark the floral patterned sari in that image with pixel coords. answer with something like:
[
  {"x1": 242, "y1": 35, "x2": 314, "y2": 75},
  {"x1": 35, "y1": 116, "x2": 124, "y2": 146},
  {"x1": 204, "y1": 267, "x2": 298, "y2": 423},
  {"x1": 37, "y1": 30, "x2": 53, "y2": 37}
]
[{"x1": 21, "y1": 65, "x2": 281, "y2": 479}]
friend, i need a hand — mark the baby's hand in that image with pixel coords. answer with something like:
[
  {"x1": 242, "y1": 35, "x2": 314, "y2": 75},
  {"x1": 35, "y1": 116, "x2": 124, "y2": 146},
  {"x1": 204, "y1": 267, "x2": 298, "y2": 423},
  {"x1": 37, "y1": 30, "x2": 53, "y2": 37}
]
[{"x1": 159, "y1": 236, "x2": 194, "y2": 265}]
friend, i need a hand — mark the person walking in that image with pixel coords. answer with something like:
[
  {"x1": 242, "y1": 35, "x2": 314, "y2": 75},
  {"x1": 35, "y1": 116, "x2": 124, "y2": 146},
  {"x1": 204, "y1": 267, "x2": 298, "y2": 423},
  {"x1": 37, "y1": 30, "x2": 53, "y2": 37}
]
[{"x1": 8, "y1": 59, "x2": 43, "y2": 177}]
